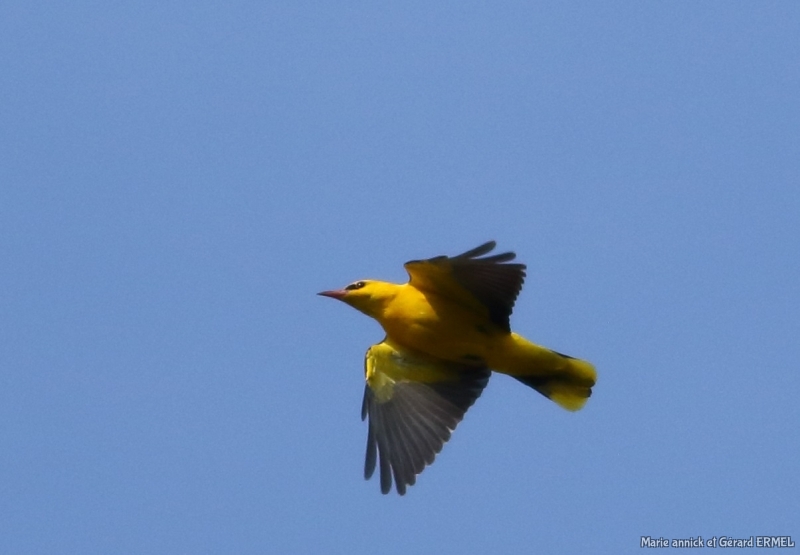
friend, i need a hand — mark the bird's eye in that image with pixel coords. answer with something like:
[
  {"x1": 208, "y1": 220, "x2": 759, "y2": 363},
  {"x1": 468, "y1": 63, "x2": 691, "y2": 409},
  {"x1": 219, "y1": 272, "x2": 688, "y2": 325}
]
[{"x1": 345, "y1": 281, "x2": 366, "y2": 291}]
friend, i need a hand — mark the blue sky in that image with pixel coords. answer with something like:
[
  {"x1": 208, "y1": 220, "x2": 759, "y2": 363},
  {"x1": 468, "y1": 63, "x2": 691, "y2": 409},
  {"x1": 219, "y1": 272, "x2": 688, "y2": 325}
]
[{"x1": 2, "y1": 2, "x2": 798, "y2": 553}]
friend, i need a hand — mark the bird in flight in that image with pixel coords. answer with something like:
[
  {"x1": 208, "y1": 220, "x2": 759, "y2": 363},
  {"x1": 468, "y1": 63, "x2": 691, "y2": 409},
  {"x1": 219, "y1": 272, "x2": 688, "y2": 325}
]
[{"x1": 319, "y1": 241, "x2": 596, "y2": 495}]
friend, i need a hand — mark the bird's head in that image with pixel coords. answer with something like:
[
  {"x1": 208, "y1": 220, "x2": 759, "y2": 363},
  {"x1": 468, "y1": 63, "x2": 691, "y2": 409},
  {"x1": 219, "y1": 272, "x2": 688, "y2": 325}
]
[{"x1": 318, "y1": 280, "x2": 395, "y2": 318}]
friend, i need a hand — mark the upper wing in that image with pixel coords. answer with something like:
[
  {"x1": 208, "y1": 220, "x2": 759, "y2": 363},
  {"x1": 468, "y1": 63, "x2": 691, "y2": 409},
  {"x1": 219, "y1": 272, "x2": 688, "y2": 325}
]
[
  {"x1": 361, "y1": 340, "x2": 490, "y2": 495},
  {"x1": 404, "y1": 241, "x2": 526, "y2": 332}
]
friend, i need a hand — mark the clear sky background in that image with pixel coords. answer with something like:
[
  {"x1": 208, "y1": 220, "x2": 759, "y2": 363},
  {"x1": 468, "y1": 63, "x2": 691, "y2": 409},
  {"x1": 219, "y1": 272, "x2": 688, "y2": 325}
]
[{"x1": 2, "y1": 2, "x2": 798, "y2": 554}]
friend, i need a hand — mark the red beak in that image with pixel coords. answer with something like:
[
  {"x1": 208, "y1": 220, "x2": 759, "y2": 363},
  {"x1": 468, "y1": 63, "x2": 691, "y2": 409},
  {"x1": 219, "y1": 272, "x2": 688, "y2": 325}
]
[{"x1": 318, "y1": 289, "x2": 347, "y2": 300}]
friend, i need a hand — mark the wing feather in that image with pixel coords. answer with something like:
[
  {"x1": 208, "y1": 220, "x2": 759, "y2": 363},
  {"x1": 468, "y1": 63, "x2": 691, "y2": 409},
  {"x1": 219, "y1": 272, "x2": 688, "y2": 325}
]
[
  {"x1": 363, "y1": 416, "x2": 378, "y2": 480},
  {"x1": 404, "y1": 241, "x2": 526, "y2": 331},
  {"x1": 361, "y1": 341, "x2": 490, "y2": 495}
]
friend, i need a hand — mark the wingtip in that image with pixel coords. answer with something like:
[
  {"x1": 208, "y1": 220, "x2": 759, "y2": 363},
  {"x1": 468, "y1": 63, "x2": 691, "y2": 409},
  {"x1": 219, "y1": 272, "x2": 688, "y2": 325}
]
[
  {"x1": 380, "y1": 474, "x2": 392, "y2": 495},
  {"x1": 456, "y1": 240, "x2": 496, "y2": 259}
]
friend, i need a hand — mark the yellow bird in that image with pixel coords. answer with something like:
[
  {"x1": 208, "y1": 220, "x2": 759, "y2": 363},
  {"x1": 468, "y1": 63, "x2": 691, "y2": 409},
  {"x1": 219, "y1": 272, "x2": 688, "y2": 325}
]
[{"x1": 319, "y1": 241, "x2": 596, "y2": 495}]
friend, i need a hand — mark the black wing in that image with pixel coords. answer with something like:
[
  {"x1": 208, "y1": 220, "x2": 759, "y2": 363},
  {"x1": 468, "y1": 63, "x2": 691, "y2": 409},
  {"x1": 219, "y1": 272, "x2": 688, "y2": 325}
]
[
  {"x1": 361, "y1": 341, "x2": 490, "y2": 495},
  {"x1": 404, "y1": 241, "x2": 527, "y2": 332}
]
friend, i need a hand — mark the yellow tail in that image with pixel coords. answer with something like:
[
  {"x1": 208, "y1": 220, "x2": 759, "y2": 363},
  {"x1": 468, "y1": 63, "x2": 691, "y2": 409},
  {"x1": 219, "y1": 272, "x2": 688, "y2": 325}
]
[{"x1": 489, "y1": 333, "x2": 597, "y2": 411}]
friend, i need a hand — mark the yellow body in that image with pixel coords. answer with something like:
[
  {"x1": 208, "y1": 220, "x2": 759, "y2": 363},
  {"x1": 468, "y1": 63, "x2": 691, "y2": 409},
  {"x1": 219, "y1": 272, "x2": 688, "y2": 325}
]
[{"x1": 343, "y1": 281, "x2": 595, "y2": 411}]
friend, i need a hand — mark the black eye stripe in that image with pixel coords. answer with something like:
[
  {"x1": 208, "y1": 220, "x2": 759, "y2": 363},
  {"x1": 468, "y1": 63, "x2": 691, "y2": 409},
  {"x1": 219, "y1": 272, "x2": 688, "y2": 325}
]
[{"x1": 345, "y1": 281, "x2": 366, "y2": 291}]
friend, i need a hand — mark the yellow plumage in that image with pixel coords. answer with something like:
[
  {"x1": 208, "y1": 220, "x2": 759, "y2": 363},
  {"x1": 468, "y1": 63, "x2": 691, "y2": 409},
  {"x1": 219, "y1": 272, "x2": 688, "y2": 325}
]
[{"x1": 319, "y1": 241, "x2": 596, "y2": 494}]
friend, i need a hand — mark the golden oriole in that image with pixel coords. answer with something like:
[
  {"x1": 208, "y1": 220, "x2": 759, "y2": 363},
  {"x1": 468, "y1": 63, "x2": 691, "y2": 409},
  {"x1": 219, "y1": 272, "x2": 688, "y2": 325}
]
[{"x1": 319, "y1": 241, "x2": 596, "y2": 495}]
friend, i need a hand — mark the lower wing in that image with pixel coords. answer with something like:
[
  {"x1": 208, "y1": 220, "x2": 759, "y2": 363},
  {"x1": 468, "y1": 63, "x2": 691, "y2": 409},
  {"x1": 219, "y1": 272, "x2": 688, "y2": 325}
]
[{"x1": 361, "y1": 340, "x2": 490, "y2": 495}]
